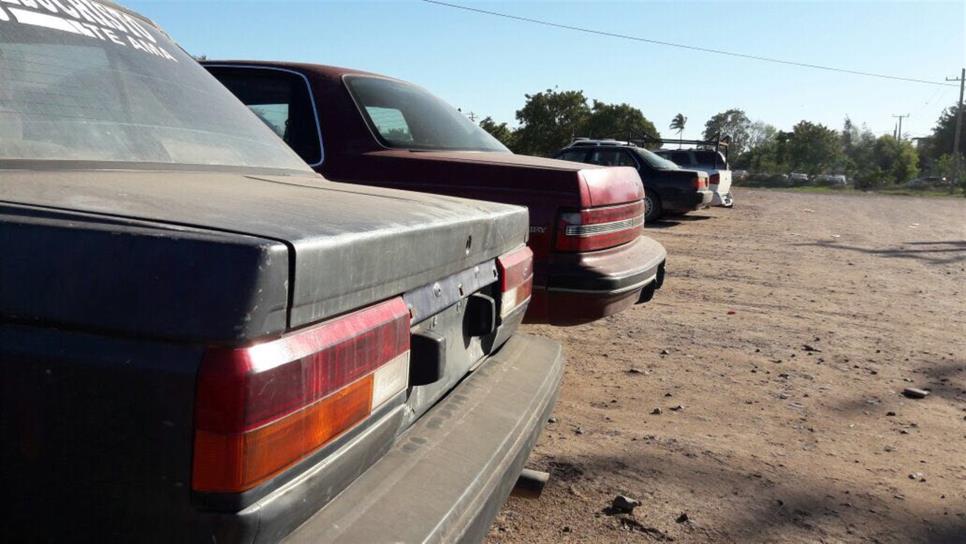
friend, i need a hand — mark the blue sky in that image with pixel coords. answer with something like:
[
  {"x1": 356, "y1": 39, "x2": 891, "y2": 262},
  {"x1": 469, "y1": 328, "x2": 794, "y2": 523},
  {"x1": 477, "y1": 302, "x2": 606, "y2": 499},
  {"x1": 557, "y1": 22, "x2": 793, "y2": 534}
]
[{"x1": 128, "y1": 0, "x2": 964, "y2": 140}]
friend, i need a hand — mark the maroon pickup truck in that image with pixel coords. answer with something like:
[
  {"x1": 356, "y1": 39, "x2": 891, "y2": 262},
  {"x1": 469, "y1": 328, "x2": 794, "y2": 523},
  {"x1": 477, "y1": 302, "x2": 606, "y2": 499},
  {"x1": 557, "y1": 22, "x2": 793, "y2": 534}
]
[{"x1": 204, "y1": 62, "x2": 667, "y2": 326}]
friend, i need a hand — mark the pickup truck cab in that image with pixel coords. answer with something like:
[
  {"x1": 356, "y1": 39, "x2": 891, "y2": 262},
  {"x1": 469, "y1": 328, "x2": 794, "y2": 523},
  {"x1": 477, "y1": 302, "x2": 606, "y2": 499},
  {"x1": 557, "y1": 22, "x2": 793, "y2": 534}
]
[
  {"x1": 203, "y1": 62, "x2": 667, "y2": 325},
  {"x1": 655, "y1": 148, "x2": 734, "y2": 207},
  {"x1": 555, "y1": 139, "x2": 713, "y2": 223},
  {"x1": 1, "y1": 3, "x2": 562, "y2": 542}
]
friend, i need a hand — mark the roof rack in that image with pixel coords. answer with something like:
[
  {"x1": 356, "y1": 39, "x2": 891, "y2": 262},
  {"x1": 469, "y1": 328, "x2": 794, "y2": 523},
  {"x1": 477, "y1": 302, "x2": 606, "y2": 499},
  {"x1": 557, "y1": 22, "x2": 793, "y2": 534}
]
[
  {"x1": 634, "y1": 134, "x2": 731, "y2": 160},
  {"x1": 567, "y1": 138, "x2": 634, "y2": 148}
]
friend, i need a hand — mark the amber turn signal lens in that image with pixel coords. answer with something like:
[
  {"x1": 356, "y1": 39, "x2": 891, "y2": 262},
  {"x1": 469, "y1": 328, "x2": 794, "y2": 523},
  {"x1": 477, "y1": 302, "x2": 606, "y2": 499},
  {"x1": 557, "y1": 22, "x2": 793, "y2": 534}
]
[{"x1": 193, "y1": 375, "x2": 373, "y2": 493}]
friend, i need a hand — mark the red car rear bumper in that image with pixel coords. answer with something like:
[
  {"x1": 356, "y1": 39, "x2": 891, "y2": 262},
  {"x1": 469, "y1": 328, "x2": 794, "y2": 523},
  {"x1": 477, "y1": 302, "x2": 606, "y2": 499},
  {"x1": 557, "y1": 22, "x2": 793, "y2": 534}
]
[{"x1": 524, "y1": 236, "x2": 667, "y2": 326}]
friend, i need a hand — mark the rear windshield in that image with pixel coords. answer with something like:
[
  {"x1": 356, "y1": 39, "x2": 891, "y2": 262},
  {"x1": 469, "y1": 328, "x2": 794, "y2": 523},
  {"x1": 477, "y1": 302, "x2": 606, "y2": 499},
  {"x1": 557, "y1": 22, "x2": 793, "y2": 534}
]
[
  {"x1": 345, "y1": 76, "x2": 509, "y2": 152},
  {"x1": 0, "y1": 2, "x2": 311, "y2": 172},
  {"x1": 694, "y1": 150, "x2": 727, "y2": 168},
  {"x1": 635, "y1": 148, "x2": 679, "y2": 170}
]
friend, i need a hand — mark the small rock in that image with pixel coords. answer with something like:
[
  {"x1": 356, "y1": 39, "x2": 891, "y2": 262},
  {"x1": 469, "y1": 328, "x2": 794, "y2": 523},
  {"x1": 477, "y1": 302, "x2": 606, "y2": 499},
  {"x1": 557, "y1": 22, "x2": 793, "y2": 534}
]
[
  {"x1": 660, "y1": 349, "x2": 670, "y2": 355},
  {"x1": 669, "y1": 404, "x2": 684, "y2": 411},
  {"x1": 611, "y1": 495, "x2": 641, "y2": 514},
  {"x1": 727, "y1": 310, "x2": 736, "y2": 315},
  {"x1": 664, "y1": 392, "x2": 672, "y2": 397},
  {"x1": 902, "y1": 388, "x2": 930, "y2": 399},
  {"x1": 675, "y1": 512, "x2": 690, "y2": 523},
  {"x1": 548, "y1": 416, "x2": 558, "y2": 424},
  {"x1": 574, "y1": 427, "x2": 584, "y2": 435},
  {"x1": 909, "y1": 472, "x2": 925, "y2": 481},
  {"x1": 886, "y1": 411, "x2": 896, "y2": 417},
  {"x1": 562, "y1": 526, "x2": 571, "y2": 533},
  {"x1": 627, "y1": 367, "x2": 645, "y2": 374},
  {"x1": 884, "y1": 445, "x2": 896, "y2": 452},
  {"x1": 651, "y1": 408, "x2": 663, "y2": 415},
  {"x1": 802, "y1": 344, "x2": 822, "y2": 352}
]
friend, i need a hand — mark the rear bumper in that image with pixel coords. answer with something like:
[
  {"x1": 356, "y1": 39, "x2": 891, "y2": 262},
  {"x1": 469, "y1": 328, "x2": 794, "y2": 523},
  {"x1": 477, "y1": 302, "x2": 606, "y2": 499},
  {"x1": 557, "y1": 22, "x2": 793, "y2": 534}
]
[
  {"x1": 712, "y1": 190, "x2": 734, "y2": 207},
  {"x1": 526, "y1": 236, "x2": 667, "y2": 325},
  {"x1": 710, "y1": 178, "x2": 733, "y2": 207},
  {"x1": 664, "y1": 189, "x2": 713, "y2": 212},
  {"x1": 283, "y1": 334, "x2": 564, "y2": 543}
]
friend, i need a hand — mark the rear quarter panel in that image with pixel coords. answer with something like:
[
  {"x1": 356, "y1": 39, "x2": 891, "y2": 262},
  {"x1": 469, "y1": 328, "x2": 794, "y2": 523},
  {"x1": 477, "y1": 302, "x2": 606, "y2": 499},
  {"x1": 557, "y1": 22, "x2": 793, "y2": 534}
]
[{"x1": 1, "y1": 324, "x2": 204, "y2": 542}]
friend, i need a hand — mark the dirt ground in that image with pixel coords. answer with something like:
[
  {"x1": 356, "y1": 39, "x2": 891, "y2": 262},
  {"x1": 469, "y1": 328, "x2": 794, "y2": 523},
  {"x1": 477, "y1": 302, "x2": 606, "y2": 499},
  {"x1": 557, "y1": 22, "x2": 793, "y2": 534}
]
[{"x1": 488, "y1": 189, "x2": 966, "y2": 544}]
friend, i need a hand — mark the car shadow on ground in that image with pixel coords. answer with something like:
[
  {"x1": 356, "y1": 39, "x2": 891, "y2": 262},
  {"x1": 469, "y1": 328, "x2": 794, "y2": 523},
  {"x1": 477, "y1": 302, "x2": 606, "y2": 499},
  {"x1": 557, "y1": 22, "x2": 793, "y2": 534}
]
[
  {"x1": 538, "y1": 447, "x2": 966, "y2": 544},
  {"x1": 793, "y1": 240, "x2": 966, "y2": 266},
  {"x1": 647, "y1": 214, "x2": 714, "y2": 229}
]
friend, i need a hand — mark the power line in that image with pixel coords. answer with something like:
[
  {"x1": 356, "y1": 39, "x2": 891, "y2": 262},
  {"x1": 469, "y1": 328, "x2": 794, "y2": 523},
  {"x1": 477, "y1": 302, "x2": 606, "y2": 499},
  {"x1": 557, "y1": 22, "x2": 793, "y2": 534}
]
[{"x1": 423, "y1": 0, "x2": 956, "y2": 88}]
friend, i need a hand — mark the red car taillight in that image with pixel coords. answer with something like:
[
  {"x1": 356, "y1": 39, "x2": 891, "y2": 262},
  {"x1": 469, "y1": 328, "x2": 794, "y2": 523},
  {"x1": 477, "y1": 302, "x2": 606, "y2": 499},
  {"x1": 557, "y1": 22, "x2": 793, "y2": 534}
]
[
  {"x1": 192, "y1": 298, "x2": 410, "y2": 493},
  {"x1": 709, "y1": 173, "x2": 720, "y2": 186},
  {"x1": 693, "y1": 176, "x2": 708, "y2": 190},
  {"x1": 554, "y1": 201, "x2": 644, "y2": 252},
  {"x1": 497, "y1": 245, "x2": 533, "y2": 319}
]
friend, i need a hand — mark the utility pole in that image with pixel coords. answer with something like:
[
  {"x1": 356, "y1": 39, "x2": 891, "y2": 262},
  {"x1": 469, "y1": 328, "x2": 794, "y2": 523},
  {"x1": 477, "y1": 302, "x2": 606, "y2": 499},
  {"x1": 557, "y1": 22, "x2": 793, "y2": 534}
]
[
  {"x1": 946, "y1": 68, "x2": 965, "y2": 189},
  {"x1": 892, "y1": 114, "x2": 909, "y2": 142}
]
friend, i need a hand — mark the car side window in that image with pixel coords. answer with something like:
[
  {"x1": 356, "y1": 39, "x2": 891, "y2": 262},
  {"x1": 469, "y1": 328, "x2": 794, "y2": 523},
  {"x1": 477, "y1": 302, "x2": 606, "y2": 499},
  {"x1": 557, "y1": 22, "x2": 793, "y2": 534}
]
[
  {"x1": 557, "y1": 149, "x2": 588, "y2": 162},
  {"x1": 616, "y1": 150, "x2": 638, "y2": 167},
  {"x1": 207, "y1": 67, "x2": 323, "y2": 166},
  {"x1": 587, "y1": 149, "x2": 624, "y2": 166}
]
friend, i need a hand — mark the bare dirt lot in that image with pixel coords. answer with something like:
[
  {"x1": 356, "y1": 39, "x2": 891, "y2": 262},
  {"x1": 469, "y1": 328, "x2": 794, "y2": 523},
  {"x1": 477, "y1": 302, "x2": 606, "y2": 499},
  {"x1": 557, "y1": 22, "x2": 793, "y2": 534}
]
[{"x1": 489, "y1": 189, "x2": 966, "y2": 543}]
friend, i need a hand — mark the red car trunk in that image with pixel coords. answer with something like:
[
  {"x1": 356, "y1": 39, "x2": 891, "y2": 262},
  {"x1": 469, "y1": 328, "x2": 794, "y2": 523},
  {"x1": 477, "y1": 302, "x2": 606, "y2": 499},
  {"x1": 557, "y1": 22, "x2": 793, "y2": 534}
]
[{"x1": 204, "y1": 61, "x2": 666, "y2": 325}]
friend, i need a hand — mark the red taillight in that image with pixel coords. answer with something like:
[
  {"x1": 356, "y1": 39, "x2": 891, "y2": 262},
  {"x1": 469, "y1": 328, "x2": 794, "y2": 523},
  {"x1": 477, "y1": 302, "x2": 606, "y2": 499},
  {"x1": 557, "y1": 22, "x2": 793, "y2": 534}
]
[
  {"x1": 709, "y1": 173, "x2": 720, "y2": 186},
  {"x1": 192, "y1": 298, "x2": 410, "y2": 493},
  {"x1": 497, "y1": 245, "x2": 533, "y2": 319},
  {"x1": 693, "y1": 176, "x2": 708, "y2": 190},
  {"x1": 554, "y1": 201, "x2": 644, "y2": 252}
]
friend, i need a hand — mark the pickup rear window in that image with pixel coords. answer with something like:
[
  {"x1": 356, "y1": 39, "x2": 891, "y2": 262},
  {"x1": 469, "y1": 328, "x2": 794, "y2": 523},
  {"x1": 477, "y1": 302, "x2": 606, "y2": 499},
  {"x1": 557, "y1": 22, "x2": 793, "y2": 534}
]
[
  {"x1": 345, "y1": 75, "x2": 509, "y2": 153},
  {"x1": 694, "y1": 150, "x2": 727, "y2": 168},
  {"x1": 0, "y1": 3, "x2": 310, "y2": 172}
]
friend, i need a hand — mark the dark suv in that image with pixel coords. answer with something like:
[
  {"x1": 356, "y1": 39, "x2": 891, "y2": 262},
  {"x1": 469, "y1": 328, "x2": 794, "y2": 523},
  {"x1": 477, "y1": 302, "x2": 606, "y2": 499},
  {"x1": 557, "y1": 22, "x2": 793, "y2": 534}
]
[{"x1": 556, "y1": 139, "x2": 712, "y2": 223}]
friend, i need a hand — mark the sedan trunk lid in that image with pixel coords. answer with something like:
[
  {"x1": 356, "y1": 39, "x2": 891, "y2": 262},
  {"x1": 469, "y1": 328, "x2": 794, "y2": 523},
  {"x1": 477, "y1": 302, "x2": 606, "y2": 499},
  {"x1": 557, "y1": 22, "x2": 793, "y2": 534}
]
[{"x1": 0, "y1": 169, "x2": 527, "y2": 339}]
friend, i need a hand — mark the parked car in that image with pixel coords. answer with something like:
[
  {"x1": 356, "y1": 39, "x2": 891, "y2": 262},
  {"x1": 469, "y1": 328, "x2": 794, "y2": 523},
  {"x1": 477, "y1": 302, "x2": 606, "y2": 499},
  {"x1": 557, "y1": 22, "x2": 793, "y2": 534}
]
[
  {"x1": 789, "y1": 172, "x2": 810, "y2": 185},
  {"x1": 1, "y1": 4, "x2": 563, "y2": 543},
  {"x1": 906, "y1": 175, "x2": 948, "y2": 189},
  {"x1": 554, "y1": 139, "x2": 712, "y2": 223},
  {"x1": 654, "y1": 148, "x2": 734, "y2": 207},
  {"x1": 814, "y1": 174, "x2": 848, "y2": 187},
  {"x1": 204, "y1": 62, "x2": 667, "y2": 326}
]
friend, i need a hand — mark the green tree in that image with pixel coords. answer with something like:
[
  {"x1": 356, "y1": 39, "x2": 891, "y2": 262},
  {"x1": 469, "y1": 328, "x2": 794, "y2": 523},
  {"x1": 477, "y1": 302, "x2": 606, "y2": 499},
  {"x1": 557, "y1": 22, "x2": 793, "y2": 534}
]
[
  {"x1": 581, "y1": 100, "x2": 660, "y2": 145},
  {"x1": 703, "y1": 109, "x2": 752, "y2": 158},
  {"x1": 872, "y1": 136, "x2": 918, "y2": 185},
  {"x1": 921, "y1": 103, "x2": 964, "y2": 160},
  {"x1": 746, "y1": 121, "x2": 777, "y2": 152},
  {"x1": 512, "y1": 89, "x2": 590, "y2": 156},
  {"x1": 478, "y1": 116, "x2": 516, "y2": 149},
  {"x1": 669, "y1": 113, "x2": 687, "y2": 144},
  {"x1": 847, "y1": 129, "x2": 879, "y2": 188},
  {"x1": 784, "y1": 121, "x2": 844, "y2": 175}
]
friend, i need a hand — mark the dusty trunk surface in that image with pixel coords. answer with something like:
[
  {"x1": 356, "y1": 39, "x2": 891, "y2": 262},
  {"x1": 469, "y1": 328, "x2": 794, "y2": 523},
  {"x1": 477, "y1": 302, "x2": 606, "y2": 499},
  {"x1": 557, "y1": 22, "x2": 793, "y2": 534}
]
[{"x1": 488, "y1": 189, "x2": 966, "y2": 543}]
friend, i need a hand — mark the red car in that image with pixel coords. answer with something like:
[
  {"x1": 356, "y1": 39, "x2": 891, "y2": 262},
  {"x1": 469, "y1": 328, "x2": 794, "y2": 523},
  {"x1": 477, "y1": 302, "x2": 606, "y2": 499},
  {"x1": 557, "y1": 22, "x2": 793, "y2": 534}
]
[{"x1": 204, "y1": 62, "x2": 667, "y2": 325}]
